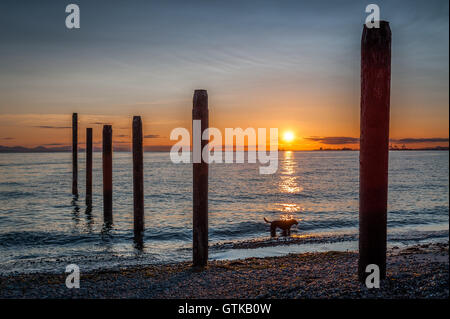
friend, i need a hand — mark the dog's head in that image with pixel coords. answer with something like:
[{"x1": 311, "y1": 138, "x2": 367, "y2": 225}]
[{"x1": 289, "y1": 219, "x2": 298, "y2": 226}]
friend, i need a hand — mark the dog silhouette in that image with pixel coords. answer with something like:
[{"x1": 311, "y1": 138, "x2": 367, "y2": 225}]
[{"x1": 264, "y1": 217, "x2": 298, "y2": 237}]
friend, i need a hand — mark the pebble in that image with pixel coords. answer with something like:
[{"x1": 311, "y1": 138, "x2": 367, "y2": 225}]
[{"x1": 0, "y1": 242, "x2": 447, "y2": 299}]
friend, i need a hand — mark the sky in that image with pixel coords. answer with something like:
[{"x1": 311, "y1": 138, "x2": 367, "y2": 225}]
[{"x1": 0, "y1": 0, "x2": 448, "y2": 150}]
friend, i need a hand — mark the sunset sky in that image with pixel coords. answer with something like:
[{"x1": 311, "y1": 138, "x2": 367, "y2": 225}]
[{"x1": 0, "y1": 0, "x2": 448, "y2": 150}]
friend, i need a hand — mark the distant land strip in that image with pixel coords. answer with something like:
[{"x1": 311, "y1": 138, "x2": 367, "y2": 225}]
[{"x1": 0, "y1": 145, "x2": 448, "y2": 153}]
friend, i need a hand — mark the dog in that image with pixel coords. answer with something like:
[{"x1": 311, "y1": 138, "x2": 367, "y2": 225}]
[{"x1": 264, "y1": 217, "x2": 298, "y2": 237}]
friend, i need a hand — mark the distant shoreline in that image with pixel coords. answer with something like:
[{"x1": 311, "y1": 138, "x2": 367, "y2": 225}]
[{"x1": 0, "y1": 147, "x2": 448, "y2": 153}]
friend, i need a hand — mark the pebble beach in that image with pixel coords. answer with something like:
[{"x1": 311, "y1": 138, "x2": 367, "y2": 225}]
[{"x1": 0, "y1": 242, "x2": 447, "y2": 299}]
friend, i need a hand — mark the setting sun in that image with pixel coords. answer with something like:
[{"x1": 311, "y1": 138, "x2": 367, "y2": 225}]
[{"x1": 283, "y1": 131, "x2": 295, "y2": 143}]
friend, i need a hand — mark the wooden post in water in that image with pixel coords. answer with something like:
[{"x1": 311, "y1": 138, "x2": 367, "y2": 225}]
[
  {"x1": 72, "y1": 113, "x2": 78, "y2": 196},
  {"x1": 359, "y1": 21, "x2": 391, "y2": 282},
  {"x1": 192, "y1": 89, "x2": 209, "y2": 267},
  {"x1": 102, "y1": 125, "x2": 113, "y2": 222},
  {"x1": 86, "y1": 128, "x2": 93, "y2": 206},
  {"x1": 132, "y1": 116, "x2": 144, "y2": 240}
]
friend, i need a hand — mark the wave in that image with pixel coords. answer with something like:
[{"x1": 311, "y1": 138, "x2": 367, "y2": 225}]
[
  {"x1": 211, "y1": 229, "x2": 449, "y2": 250},
  {"x1": 0, "y1": 228, "x2": 191, "y2": 248},
  {"x1": 0, "y1": 191, "x2": 36, "y2": 199},
  {"x1": 0, "y1": 228, "x2": 447, "y2": 276},
  {"x1": 0, "y1": 208, "x2": 447, "y2": 249}
]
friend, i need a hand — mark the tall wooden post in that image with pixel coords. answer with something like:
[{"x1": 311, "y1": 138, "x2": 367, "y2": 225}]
[
  {"x1": 72, "y1": 113, "x2": 78, "y2": 196},
  {"x1": 192, "y1": 89, "x2": 209, "y2": 267},
  {"x1": 103, "y1": 125, "x2": 113, "y2": 222},
  {"x1": 86, "y1": 128, "x2": 93, "y2": 206},
  {"x1": 133, "y1": 116, "x2": 144, "y2": 240},
  {"x1": 359, "y1": 21, "x2": 391, "y2": 282}
]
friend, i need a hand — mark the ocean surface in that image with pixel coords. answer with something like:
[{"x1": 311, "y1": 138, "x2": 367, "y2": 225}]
[{"x1": 0, "y1": 151, "x2": 448, "y2": 274}]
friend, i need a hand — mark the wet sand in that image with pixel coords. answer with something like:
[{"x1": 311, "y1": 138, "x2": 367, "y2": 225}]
[{"x1": 0, "y1": 242, "x2": 447, "y2": 299}]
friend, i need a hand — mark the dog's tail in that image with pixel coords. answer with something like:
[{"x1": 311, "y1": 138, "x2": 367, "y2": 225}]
[{"x1": 264, "y1": 217, "x2": 271, "y2": 223}]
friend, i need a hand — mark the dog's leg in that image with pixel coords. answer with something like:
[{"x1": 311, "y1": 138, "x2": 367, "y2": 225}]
[{"x1": 270, "y1": 225, "x2": 276, "y2": 237}]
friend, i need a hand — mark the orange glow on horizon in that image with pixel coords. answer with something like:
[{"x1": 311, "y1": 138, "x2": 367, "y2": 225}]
[{"x1": 0, "y1": 113, "x2": 448, "y2": 151}]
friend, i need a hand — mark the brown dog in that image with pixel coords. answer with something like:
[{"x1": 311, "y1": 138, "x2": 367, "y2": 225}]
[{"x1": 264, "y1": 217, "x2": 298, "y2": 237}]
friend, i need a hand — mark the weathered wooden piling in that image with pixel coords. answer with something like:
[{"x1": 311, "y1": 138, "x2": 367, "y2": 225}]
[
  {"x1": 192, "y1": 89, "x2": 209, "y2": 267},
  {"x1": 132, "y1": 116, "x2": 144, "y2": 239},
  {"x1": 72, "y1": 113, "x2": 78, "y2": 196},
  {"x1": 359, "y1": 21, "x2": 391, "y2": 282},
  {"x1": 102, "y1": 125, "x2": 113, "y2": 222},
  {"x1": 86, "y1": 128, "x2": 93, "y2": 206}
]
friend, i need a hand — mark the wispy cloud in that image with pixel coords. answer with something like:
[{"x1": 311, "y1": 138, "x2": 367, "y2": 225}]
[
  {"x1": 305, "y1": 136, "x2": 449, "y2": 145},
  {"x1": 0, "y1": 137, "x2": 15, "y2": 140},
  {"x1": 305, "y1": 136, "x2": 359, "y2": 145},
  {"x1": 391, "y1": 138, "x2": 449, "y2": 143},
  {"x1": 88, "y1": 122, "x2": 112, "y2": 125},
  {"x1": 33, "y1": 126, "x2": 71, "y2": 129}
]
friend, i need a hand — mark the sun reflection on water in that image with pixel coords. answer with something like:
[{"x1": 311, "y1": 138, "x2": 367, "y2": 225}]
[
  {"x1": 274, "y1": 203, "x2": 303, "y2": 213},
  {"x1": 272, "y1": 152, "x2": 306, "y2": 222},
  {"x1": 279, "y1": 151, "x2": 303, "y2": 194},
  {"x1": 279, "y1": 214, "x2": 295, "y2": 221}
]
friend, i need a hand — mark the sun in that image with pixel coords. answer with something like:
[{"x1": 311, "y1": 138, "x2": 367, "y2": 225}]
[{"x1": 283, "y1": 131, "x2": 295, "y2": 143}]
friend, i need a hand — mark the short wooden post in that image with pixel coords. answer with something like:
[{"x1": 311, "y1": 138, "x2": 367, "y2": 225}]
[
  {"x1": 192, "y1": 89, "x2": 209, "y2": 267},
  {"x1": 133, "y1": 116, "x2": 144, "y2": 240},
  {"x1": 102, "y1": 125, "x2": 113, "y2": 222},
  {"x1": 359, "y1": 21, "x2": 391, "y2": 282},
  {"x1": 72, "y1": 113, "x2": 78, "y2": 196},
  {"x1": 86, "y1": 128, "x2": 93, "y2": 206}
]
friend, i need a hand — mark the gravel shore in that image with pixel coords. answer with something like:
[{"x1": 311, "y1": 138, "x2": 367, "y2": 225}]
[{"x1": 0, "y1": 242, "x2": 447, "y2": 299}]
